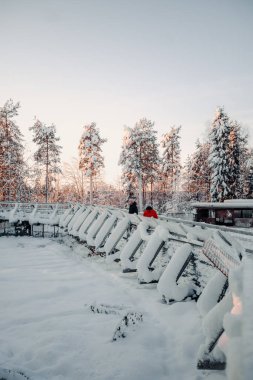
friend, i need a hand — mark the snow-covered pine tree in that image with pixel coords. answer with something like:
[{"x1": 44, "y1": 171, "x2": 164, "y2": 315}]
[
  {"x1": 0, "y1": 99, "x2": 25, "y2": 201},
  {"x1": 30, "y1": 119, "x2": 62, "y2": 203},
  {"x1": 181, "y1": 154, "x2": 194, "y2": 194},
  {"x1": 119, "y1": 119, "x2": 160, "y2": 211},
  {"x1": 243, "y1": 150, "x2": 253, "y2": 198},
  {"x1": 246, "y1": 161, "x2": 253, "y2": 198},
  {"x1": 78, "y1": 122, "x2": 107, "y2": 204},
  {"x1": 118, "y1": 126, "x2": 137, "y2": 199},
  {"x1": 190, "y1": 139, "x2": 211, "y2": 200},
  {"x1": 209, "y1": 107, "x2": 232, "y2": 202},
  {"x1": 161, "y1": 126, "x2": 182, "y2": 194},
  {"x1": 227, "y1": 120, "x2": 247, "y2": 199}
]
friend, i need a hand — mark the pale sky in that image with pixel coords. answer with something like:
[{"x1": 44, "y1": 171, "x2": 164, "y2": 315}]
[{"x1": 1, "y1": 0, "x2": 253, "y2": 184}]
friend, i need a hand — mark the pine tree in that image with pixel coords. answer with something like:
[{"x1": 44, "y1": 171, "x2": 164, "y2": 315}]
[
  {"x1": 30, "y1": 119, "x2": 62, "y2": 203},
  {"x1": 0, "y1": 99, "x2": 25, "y2": 201},
  {"x1": 78, "y1": 122, "x2": 107, "y2": 204},
  {"x1": 181, "y1": 154, "x2": 194, "y2": 194},
  {"x1": 227, "y1": 120, "x2": 247, "y2": 198},
  {"x1": 119, "y1": 118, "x2": 160, "y2": 211},
  {"x1": 243, "y1": 150, "x2": 253, "y2": 198},
  {"x1": 190, "y1": 139, "x2": 211, "y2": 200},
  {"x1": 246, "y1": 164, "x2": 253, "y2": 198},
  {"x1": 209, "y1": 107, "x2": 232, "y2": 202},
  {"x1": 118, "y1": 127, "x2": 137, "y2": 198},
  {"x1": 161, "y1": 126, "x2": 182, "y2": 194}
]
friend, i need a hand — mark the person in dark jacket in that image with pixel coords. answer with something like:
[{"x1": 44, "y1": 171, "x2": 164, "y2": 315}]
[
  {"x1": 128, "y1": 198, "x2": 138, "y2": 214},
  {"x1": 143, "y1": 205, "x2": 158, "y2": 219}
]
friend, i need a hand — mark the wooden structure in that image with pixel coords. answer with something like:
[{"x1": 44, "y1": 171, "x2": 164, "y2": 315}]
[{"x1": 192, "y1": 200, "x2": 253, "y2": 227}]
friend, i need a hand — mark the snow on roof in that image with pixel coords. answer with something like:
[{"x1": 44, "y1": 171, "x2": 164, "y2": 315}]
[{"x1": 192, "y1": 201, "x2": 253, "y2": 209}]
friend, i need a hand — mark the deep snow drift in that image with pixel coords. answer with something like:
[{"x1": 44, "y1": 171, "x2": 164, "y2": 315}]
[{"x1": 0, "y1": 237, "x2": 225, "y2": 380}]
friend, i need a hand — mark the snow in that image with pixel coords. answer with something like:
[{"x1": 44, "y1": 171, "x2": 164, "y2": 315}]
[
  {"x1": 86, "y1": 210, "x2": 110, "y2": 247},
  {"x1": 95, "y1": 214, "x2": 118, "y2": 251},
  {"x1": 120, "y1": 228, "x2": 143, "y2": 272},
  {"x1": 0, "y1": 236, "x2": 205, "y2": 380},
  {"x1": 220, "y1": 257, "x2": 253, "y2": 380},
  {"x1": 197, "y1": 271, "x2": 227, "y2": 317},
  {"x1": 78, "y1": 207, "x2": 99, "y2": 241},
  {"x1": 157, "y1": 244, "x2": 195, "y2": 302},
  {"x1": 136, "y1": 225, "x2": 169, "y2": 284},
  {"x1": 104, "y1": 216, "x2": 130, "y2": 261},
  {"x1": 70, "y1": 206, "x2": 92, "y2": 237}
]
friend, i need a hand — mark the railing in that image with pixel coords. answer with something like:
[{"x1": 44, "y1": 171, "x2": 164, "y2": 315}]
[{"x1": 0, "y1": 201, "x2": 251, "y2": 377}]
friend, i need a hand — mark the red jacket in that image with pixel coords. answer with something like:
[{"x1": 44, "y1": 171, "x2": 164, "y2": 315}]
[{"x1": 143, "y1": 209, "x2": 158, "y2": 219}]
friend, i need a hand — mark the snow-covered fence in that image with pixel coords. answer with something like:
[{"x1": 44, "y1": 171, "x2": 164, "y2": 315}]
[
  {"x1": 95, "y1": 213, "x2": 119, "y2": 252},
  {"x1": 104, "y1": 214, "x2": 131, "y2": 262},
  {"x1": 0, "y1": 202, "x2": 69, "y2": 237},
  {"x1": 78, "y1": 207, "x2": 100, "y2": 241},
  {"x1": 1, "y1": 202, "x2": 253, "y2": 377},
  {"x1": 195, "y1": 230, "x2": 243, "y2": 371},
  {"x1": 69, "y1": 206, "x2": 92, "y2": 236}
]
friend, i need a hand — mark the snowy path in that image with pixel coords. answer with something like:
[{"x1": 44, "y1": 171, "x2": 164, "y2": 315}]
[{"x1": 0, "y1": 237, "x2": 219, "y2": 380}]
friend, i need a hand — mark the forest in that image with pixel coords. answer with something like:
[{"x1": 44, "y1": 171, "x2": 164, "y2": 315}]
[{"x1": 0, "y1": 99, "x2": 252, "y2": 213}]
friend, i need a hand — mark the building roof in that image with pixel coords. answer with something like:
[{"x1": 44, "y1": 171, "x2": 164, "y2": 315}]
[{"x1": 192, "y1": 201, "x2": 253, "y2": 209}]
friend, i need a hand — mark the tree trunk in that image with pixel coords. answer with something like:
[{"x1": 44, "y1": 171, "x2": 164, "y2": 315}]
[
  {"x1": 138, "y1": 174, "x2": 143, "y2": 212},
  {"x1": 45, "y1": 137, "x2": 49, "y2": 203},
  {"x1": 89, "y1": 175, "x2": 93, "y2": 204},
  {"x1": 150, "y1": 181, "x2": 153, "y2": 206}
]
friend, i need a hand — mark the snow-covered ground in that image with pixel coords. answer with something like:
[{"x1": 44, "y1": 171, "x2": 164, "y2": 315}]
[{"x1": 0, "y1": 237, "x2": 226, "y2": 380}]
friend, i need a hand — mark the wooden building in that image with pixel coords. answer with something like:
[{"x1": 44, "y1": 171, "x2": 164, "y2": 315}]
[{"x1": 192, "y1": 200, "x2": 253, "y2": 227}]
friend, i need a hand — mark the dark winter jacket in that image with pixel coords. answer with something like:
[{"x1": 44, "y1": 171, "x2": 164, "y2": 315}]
[
  {"x1": 129, "y1": 202, "x2": 138, "y2": 215},
  {"x1": 143, "y1": 208, "x2": 158, "y2": 219}
]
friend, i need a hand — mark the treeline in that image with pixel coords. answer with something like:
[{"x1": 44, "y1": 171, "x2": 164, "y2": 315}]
[{"x1": 0, "y1": 99, "x2": 252, "y2": 211}]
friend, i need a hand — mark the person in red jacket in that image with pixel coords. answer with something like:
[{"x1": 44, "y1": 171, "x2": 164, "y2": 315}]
[{"x1": 143, "y1": 206, "x2": 158, "y2": 219}]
